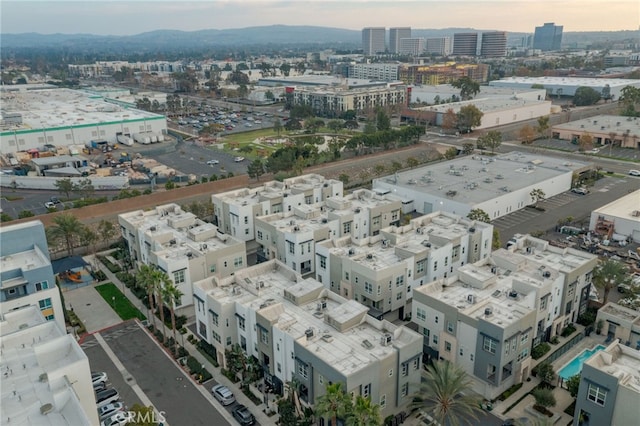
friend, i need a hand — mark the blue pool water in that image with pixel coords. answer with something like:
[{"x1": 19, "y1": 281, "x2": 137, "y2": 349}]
[{"x1": 559, "y1": 345, "x2": 606, "y2": 380}]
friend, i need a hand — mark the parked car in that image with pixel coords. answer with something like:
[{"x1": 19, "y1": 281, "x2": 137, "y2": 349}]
[
  {"x1": 234, "y1": 156, "x2": 245, "y2": 162},
  {"x1": 211, "y1": 384, "x2": 235, "y2": 406},
  {"x1": 100, "y1": 411, "x2": 131, "y2": 426},
  {"x1": 629, "y1": 169, "x2": 640, "y2": 176},
  {"x1": 232, "y1": 404, "x2": 256, "y2": 425},
  {"x1": 585, "y1": 148, "x2": 600, "y2": 154},
  {"x1": 93, "y1": 381, "x2": 108, "y2": 392},
  {"x1": 98, "y1": 402, "x2": 126, "y2": 422},
  {"x1": 206, "y1": 159, "x2": 220, "y2": 165},
  {"x1": 44, "y1": 201, "x2": 56, "y2": 209},
  {"x1": 95, "y1": 389, "x2": 120, "y2": 409},
  {"x1": 50, "y1": 196, "x2": 61, "y2": 204},
  {"x1": 571, "y1": 187, "x2": 589, "y2": 195},
  {"x1": 92, "y1": 371, "x2": 108, "y2": 386}
]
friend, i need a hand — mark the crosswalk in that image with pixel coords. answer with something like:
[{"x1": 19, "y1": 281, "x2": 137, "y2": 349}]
[{"x1": 80, "y1": 321, "x2": 140, "y2": 350}]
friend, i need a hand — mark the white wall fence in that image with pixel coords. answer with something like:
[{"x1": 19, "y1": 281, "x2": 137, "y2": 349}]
[{"x1": 0, "y1": 175, "x2": 129, "y2": 190}]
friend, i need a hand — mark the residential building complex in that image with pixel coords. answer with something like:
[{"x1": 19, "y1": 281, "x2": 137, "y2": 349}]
[
  {"x1": 389, "y1": 27, "x2": 411, "y2": 54},
  {"x1": 119, "y1": 203, "x2": 247, "y2": 310},
  {"x1": 595, "y1": 303, "x2": 640, "y2": 348},
  {"x1": 316, "y1": 211, "x2": 492, "y2": 321},
  {"x1": 452, "y1": 33, "x2": 479, "y2": 56},
  {"x1": 533, "y1": 22, "x2": 563, "y2": 51},
  {"x1": 0, "y1": 220, "x2": 64, "y2": 331},
  {"x1": 348, "y1": 63, "x2": 400, "y2": 82},
  {"x1": 288, "y1": 85, "x2": 407, "y2": 116},
  {"x1": 480, "y1": 31, "x2": 507, "y2": 57},
  {"x1": 0, "y1": 305, "x2": 98, "y2": 425},
  {"x1": 573, "y1": 341, "x2": 640, "y2": 426},
  {"x1": 193, "y1": 259, "x2": 423, "y2": 420},
  {"x1": 412, "y1": 234, "x2": 597, "y2": 399},
  {"x1": 362, "y1": 27, "x2": 386, "y2": 55},
  {"x1": 399, "y1": 63, "x2": 489, "y2": 85},
  {"x1": 425, "y1": 37, "x2": 453, "y2": 56}
]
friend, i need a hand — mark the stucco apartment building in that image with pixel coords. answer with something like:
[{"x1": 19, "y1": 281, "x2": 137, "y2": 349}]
[
  {"x1": 289, "y1": 85, "x2": 407, "y2": 116},
  {"x1": 192, "y1": 259, "x2": 423, "y2": 421},
  {"x1": 399, "y1": 63, "x2": 489, "y2": 85},
  {"x1": 118, "y1": 203, "x2": 246, "y2": 311},
  {"x1": 573, "y1": 341, "x2": 640, "y2": 426},
  {"x1": 0, "y1": 220, "x2": 64, "y2": 331},
  {"x1": 316, "y1": 211, "x2": 493, "y2": 321},
  {"x1": 0, "y1": 306, "x2": 98, "y2": 425},
  {"x1": 412, "y1": 233, "x2": 597, "y2": 400}
]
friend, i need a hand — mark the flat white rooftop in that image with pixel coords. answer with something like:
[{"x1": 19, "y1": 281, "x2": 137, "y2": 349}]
[
  {"x1": 415, "y1": 97, "x2": 549, "y2": 114},
  {"x1": 490, "y1": 76, "x2": 640, "y2": 88},
  {"x1": 1, "y1": 247, "x2": 50, "y2": 289},
  {"x1": 0, "y1": 87, "x2": 164, "y2": 133},
  {"x1": 374, "y1": 152, "x2": 587, "y2": 205},
  {"x1": 507, "y1": 235, "x2": 597, "y2": 272},
  {"x1": 592, "y1": 189, "x2": 640, "y2": 221},
  {"x1": 321, "y1": 236, "x2": 406, "y2": 271},
  {"x1": 552, "y1": 115, "x2": 640, "y2": 136},
  {"x1": 586, "y1": 342, "x2": 640, "y2": 394}
]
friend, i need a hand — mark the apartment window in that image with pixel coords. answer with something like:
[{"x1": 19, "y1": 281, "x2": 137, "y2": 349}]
[
  {"x1": 45, "y1": 314, "x2": 54, "y2": 321},
  {"x1": 362, "y1": 383, "x2": 371, "y2": 398},
  {"x1": 434, "y1": 261, "x2": 438, "y2": 271},
  {"x1": 238, "y1": 316, "x2": 245, "y2": 331},
  {"x1": 505, "y1": 341, "x2": 510, "y2": 355},
  {"x1": 401, "y1": 382, "x2": 409, "y2": 397},
  {"x1": 413, "y1": 358, "x2": 420, "y2": 370},
  {"x1": 345, "y1": 272, "x2": 349, "y2": 280},
  {"x1": 209, "y1": 264, "x2": 216, "y2": 273},
  {"x1": 444, "y1": 257, "x2": 448, "y2": 266},
  {"x1": 416, "y1": 308, "x2": 426, "y2": 321},
  {"x1": 435, "y1": 316, "x2": 439, "y2": 324},
  {"x1": 459, "y1": 348, "x2": 464, "y2": 356},
  {"x1": 319, "y1": 374, "x2": 324, "y2": 385},
  {"x1": 365, "y1": 282, "x2": 373, "y2": 294},
  {"x1": 318, "y1": 255, "x2": 327, "y2": 269},
  {"x1": 277, "y1": 343, "x2": 280, "y2": 351},
  {"x1": 380, "y1": 394, "x2": 386, "y2": 408},
  {"x1": 445, "y1": 341, "x2": 452, "y2": 352},
  {"x1": 211, "y1": 311, "x2": 219, "y2": 326},
  {"x1": 517, "y1": 348, "x2": 529, "y2": 362},
  {"x1": 433, "y1": 335, "x2": 439, "y2": 345},
  {"x1": 287, "y1": 241, "x2": 295, "y2": 254},
  {"x1": 416, "y1": 259, "x2": 426, "y2": 273},
  {"x1": 277, "y1": 363, "x2": 282, "y2": 373},
  {"x1": 38, "y1": 298, "x2": 52, "y2": 310},
  {"x1": 257, "y1": 230, "x2": 263, "y2": 239},
  {"x1": 261, "y1": 329, "x2": 269, "y2": 344},
  {"x1": 396, "y1": 276, "x2": 404, "y2": 287},
  {"x1": 396, "y1": 292, "x2": 402, "y2": 300},
  {"x1": 234, "y1": 257, "x2": 243, "y2": 267},
  {"x1": 391, "y1": 210, "x2": 399, "y2": 221},
  {"x1": 372, "y1": 216, "x2": 380, "y2": 226},
  {"x1": 35, "y1": 281, "x2": 49, "y2": 291},
  {"x1": 226, "y1": 337, "x2": 232, "y2": 346},
  {"x1": 521, "y1": 332, "x2": 529, "y2": 345},
  {"x1": 388, "y1": 369, "x2": 393, "y2": 377},
  {"x1": 244, "y1": 216, "x2": 248, "y2": 224},
  {"x1": 447, "y1": 321, "x2": 454, "y2": 333},
  {"x1": 483, "y1": 336, "x2": 497, "y2": 354},
  {"x1": 587, "y1": 384, "x2": 607, "y2": 406},
  {"x1": 423, "y1": 328, "x2": 430, "y2": 338},
  {"x1": 224, "y1": 261, "x2": 228, "y2": 267},
  {"x1": 540, "y1": 296, "x2": 548, "y2": 311},
  {"x1": 470, "y1": 354, "x2": 474, "y2": 361},
  {"x1": 401, "y1": 363, "x2": 409, "y2": 376},
  {"x1": 212, "y1": 331, "x2": 221, "y2": 343},
  {"x1": 343, "y1": 222, "x2": 352, "y2": 234},
  {"x1": 240, "y1": 336, "x2": 247, "y2": 351},
  {"x1": 173, "y1": 269, "x2": 186, "y2": 284}
]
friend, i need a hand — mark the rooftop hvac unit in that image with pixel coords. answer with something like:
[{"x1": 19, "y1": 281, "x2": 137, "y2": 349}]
[
  {"x1": 321, "y1": 218, "x2": 328, "y2": 223},
  {"x1": 169, "y1": 239, "x2": 176, "y2": 245},
  {"x1": 150, "y1": 226, "x2": 157, "y2": 232},
  {"x1": 508, "y1": 290, "x2": 518, "y2": 299},
  {"x1": 469, "y1": 227, "x2": 476, "y2": 233},
  {"x1": 294, "y1": 226, "x2": 300, "y2": 231},
  {"x1": 543, "y1": 271, "x2": 551, "y2": 278},
  {"x1": 382, "y1": 239, "x2": 389, "y2": 248},
  {"x1": 348, "y1": 248, "x2": 355, "y2": 256},
  {"x1": 421, "y1": 240, "x2": 432, "y2": 248},
  {"x1": 354, "y1": 208, "x2": 361, "y2": 213},
  {"x1": 305, "y1": 328, "x2": 314, "y2": 340},
  {"x1": 490, "y1": 266, "x2": 497, "y2": 274},
  {"x1": 366, "y1": 254, "x2": 373, "y2": 260},
  {"x1": 467, "y1": 294, "x2": 476, "y2": 304},
  {"x1": 526, "y1": 246, "x2": 533, "y2": 254},
  {"x1": 484, "y1": 307, "x2": 493, "y2": 316},
  {"x1": 232, "y1": 286, "x2": 241, "y2": 295},
  {"x1": 201, "y1": 244, "x2": 207, "y2": 250},
  {"x1": 290, "y1": 220, "x2": 296, "y2": 226},
  {"x1": 186, "y1": 252, "x2": 193, "y2": 258},
  {"x1": 381, "y1": 333, "x2": 393, "y2": 346}
]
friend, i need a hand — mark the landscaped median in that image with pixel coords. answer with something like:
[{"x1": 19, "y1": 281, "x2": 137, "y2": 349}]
[{"x1": 95, "y1": 282, "x2": 146, "y2": 321}]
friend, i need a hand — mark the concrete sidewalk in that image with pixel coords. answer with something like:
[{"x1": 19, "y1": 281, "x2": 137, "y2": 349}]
[
  {"x1": 83, "y1": 253, "x2": 278, "y2": 426},
  {"x1": 63, "y1": 281, "x2": 122, "y2": 333}
]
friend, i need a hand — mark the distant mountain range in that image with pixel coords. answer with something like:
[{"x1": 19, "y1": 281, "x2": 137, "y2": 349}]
[{"x1": 1, "y1": 25, "x2": 638, "y2": 52}]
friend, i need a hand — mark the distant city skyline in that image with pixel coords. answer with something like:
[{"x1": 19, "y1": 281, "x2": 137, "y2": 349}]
[{"x1": 1, "y1": 1, "x2": 637, "y2": 36}]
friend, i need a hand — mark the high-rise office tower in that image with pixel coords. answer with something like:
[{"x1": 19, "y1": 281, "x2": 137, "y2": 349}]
[
  {"x1": 452, "y1": 33, "x2": 479, "y2": 56},
  {"x1": 533, "y1": 22, "x2": 563, "y2": 51},
  {"x1": 389, "y1": 27, "x2": 411, "y2": 54},
  {"x1": 425, "y1": 37, "x2": 453, "y2": 56},
  {"x1": 480, "y1": 31, "x2": 507, "y2": 57},
  {"x1": 398, "y1": 38, "x2": 425, "y2": 56},
  {"x1": 362, "y1": 27, "x2": 387, "y2": 55}
]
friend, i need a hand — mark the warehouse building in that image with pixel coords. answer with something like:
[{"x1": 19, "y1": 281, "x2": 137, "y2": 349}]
[
  {"x1": 552, "y1": 115, "x2": 640, "y2": 149},
  {"x1": 589, "y1": 189, "x2": 640, "y2": 243},
  {"x1": 489, "y1": 76, "x2": 640, "y2": 99}
]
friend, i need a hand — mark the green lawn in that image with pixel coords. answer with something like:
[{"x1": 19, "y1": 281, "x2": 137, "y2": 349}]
[{"x1": 95, "y1": 283, "x2": 146, "y2": 321}]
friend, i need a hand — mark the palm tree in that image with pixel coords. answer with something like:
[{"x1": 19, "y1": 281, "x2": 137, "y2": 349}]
[
  {"x1": 593, "y1": 259, "x2": 631, "y2": 304},
  {"x1": 347, "y1": 395, "x2": 381, "y2": 426},
  {"x1": 315, "y1": 382, "x2": 353, "y2": 426},
  {"x1": 47, "y1": 214, "x2": 86, "y2": 257},
  {"x1": 135, "y1": 264, "x2": 158, "y2": 330},
  {"x1": 411, "y1": 360, "x2": 482, "y2": 426},
  {"x1": 154, "y1": 269, "x2": 173, "y2": 342},
  {"x1": 163, "y1": 281, "x2": 184, "y2": 354}
]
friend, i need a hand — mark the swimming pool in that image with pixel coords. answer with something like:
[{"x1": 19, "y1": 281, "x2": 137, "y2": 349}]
[{"x1": 558, "y1": 345, "x2": 606, "y2": 380}]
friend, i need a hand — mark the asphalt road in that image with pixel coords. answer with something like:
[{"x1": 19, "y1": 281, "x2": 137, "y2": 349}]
[{"x1": 82, "y1": 321, "x2": 231, "y2": 426}]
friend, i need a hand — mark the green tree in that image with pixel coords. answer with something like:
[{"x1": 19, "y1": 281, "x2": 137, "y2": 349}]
[
  {"x1": 444, "y1": 147, "x2": 458, "y2": 159},
  {"x1": 519, "y1": 124, "x2": 536, "y2": 145},
  {"x1": 347, "y1": 395, "x2": 381, "y2": 426},
  {"x1": 155, "y1": 269, "x2": 173, "y2": 340},
  {"x1": 593, "y1": 259, "x2": 631, "y2": 304},
  {"x1": 54, "y1": 178, "x2": 74, "y2": 200},
  {"x1": 163, "y1": 281, "x2": 184, "y2": 355},
  {"x1": 411, "y1": 360, "x2": 482, "y2": 426},
  {"x1": 536, "y1": 115, "x2": 550, "y2": 140},
  {"x1": 532, "y1": 388, "x2": 556, "y2": 410},
  {"x1": 492, "y1": 229, "x2": 501, "y2": 250},
  {"x1": 620, "y1": 85, "x2": 640, "y2": 116},
  {"x1": 456, "y1": 105, "x2": 483, "y2": 133},
  {"x1": 265, "y1": 90, "x2": 275, "y2": 101},
  {"x1": 406, "y1": 157, "x2": 419, "y2": 168},
  {"x1": 127, "y1": 404, "x2": 156, "y2": 426},
  {"x1": 476, "y1": 130, "x2": 502, "y2": 154},
  {"x1": 535, "y1": 362, "x2": 555, "y2": 385},
  {"x1": 315, "y1": 383, "x2": 352, "y2": 426},
  {"x1": 573, "y1": 86, "x2": 601, "y2": 106},
  {"x1": 376, "y1": 109, "x2": 391, "y2": 131},
  {"x1": 462, "y1": 142, "x2": 475, "y2": 155},
  {"x1": 441, "y1": 108, "x2": 458, "y2": 134},
  {"x1": 273, "y1": 118, "x2": 283, "y2": 137},
  {"x1": 18, "y1": 210, "x2": 35, "y2": 218},
  {"x1": 327, "y1": 119, "x2": 344, "y2": 133},
  {"x1": 136, "y1": 264, "x2": 158, "y2": 330},
  {"x1": 247, "y1": 159, "x2": 265, "y2": 181},
  {"x1": 165, "y1": 180, "x2": 176, "y2": 190},
  {"x1": 467, "y1": 208, "x2": 490, "y2": 223},
  {"x1": 451, "y1": 77, "x2": 480, "y2": 100},
  {"x1": 47, "y1": 214, "x2": 86, "y2": 257},
  {"x1": 1, "y1": 213, "x2": 13, "y2": 222},
  {"x1": 73, "y1": 178, "x2": 94, "y2": 199},
  {"x1": 338, "y1": 173, "x2": 350, "y2": 185},
  {"x1": 566, "y1": 374, "x2": 581, "y2": 398},
  {"x1": 530, "y1": 189, "x2": 546, "y2": 206}
]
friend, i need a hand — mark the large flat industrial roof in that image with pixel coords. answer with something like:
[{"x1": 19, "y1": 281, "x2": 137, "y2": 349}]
[
  {"x1": 416, "y1": 97, "x2": 548, "y2": 114},
  {"x1": 490, "y1": 76, "x2": 640, "y2": 88},
  {"x1": 552, "y1": 115, "x2": 640, "y2": 136},
  {"x1": 0, "y1": 87, "x2": 164, "y2": 134},
  {"x1": 593, "y1": 189, "x2": 640, "y2": 223},
  {"x1": 374, "y1": 152, "x2": 587, "y2": 206}
]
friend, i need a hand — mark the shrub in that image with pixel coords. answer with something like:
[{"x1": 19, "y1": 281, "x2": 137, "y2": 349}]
[
  {"x1": 532, "y1": 342, "x2": 551, "y2": 360},
  {"x1": 561, "y1": 324, "x2": 577, "y2": 337},
  {"x1": 550, "y1": 336, "x2": 560, "y2": 345},
  {"x1": 533, "y1": 362, "x2": 555, "y2": 384},
  {"x1": 577, "y1": 309, "x2": 597, "y2": 326},
  {"x1": 92, "y1": 270, "x2": 107, "y2": 281},
  {"x1": 497, "y1": 383, "x2": 523, "y2": 401},
  {"x1": 532, "y1": 387, "x2": 556, "y2": 410}
]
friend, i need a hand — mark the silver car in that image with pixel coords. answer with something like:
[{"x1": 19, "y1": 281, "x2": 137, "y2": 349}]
[{"x1": 211, "y1": 384, "x2": 235, "y2": 406}]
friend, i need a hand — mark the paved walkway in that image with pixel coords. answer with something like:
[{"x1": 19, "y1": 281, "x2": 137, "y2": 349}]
[
  {"x1": 74, "y1": 253, "x2": 278, "y2": 426},
  {"x1": 63, "y1": 280, "x2": 122, "y2": 333}
]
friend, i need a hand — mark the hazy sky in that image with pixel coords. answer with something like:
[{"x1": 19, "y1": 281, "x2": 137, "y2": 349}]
[{"x1": 2, "y1": 0, "x2": 638, "y2": 35}]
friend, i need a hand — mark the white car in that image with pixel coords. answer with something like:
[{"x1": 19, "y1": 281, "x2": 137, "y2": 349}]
[
  {"x1": 234, "y1": 156, "x2": 245, "y2": 162},
  {"x1": 212, "y1": 384, "x2": 236, "y2": 406},
  {"x1": 629, "y1": 169, "x2": 640, "y2": 176},
  {"x1": 206, "y1": 159, "x2": 220, "y2": 165},
  {"x1": 98, "y1": 402, "x2": 126, "y2": 422},
  {"x1": 44, "y1": 201, "x2": 56, "y2": 209},
  {"x1": 585, "y1": 148, "x2": 600, "y2": 154},
  {"x1": 100, "y1": 411, "x2": 131, "y2": 426}
]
